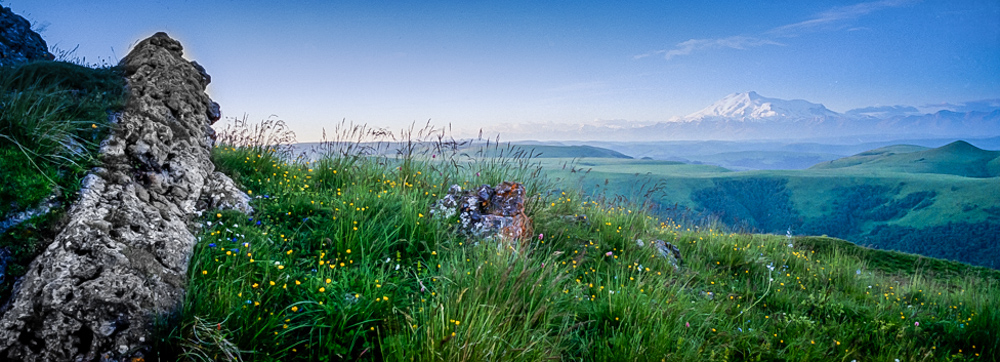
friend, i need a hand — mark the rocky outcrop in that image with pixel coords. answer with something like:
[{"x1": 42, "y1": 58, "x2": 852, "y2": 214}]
[
  {"x1": 0, "y1": 5, "x2": 54, "y2": 67},
  {"x1": 0, "y1": 32, "x2": 249, "y2": 361},
  {"x1": 431, "y1": 182, "x2": 533, "y2": 241},
  {"x1": 637, "y1": 239, "x2": 683, "y2": 271}
]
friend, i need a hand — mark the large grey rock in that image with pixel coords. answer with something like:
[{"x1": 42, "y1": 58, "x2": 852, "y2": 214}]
[
  {"x1": 0, "y1": 32, "x2": 249, "y2": 361},
  {"x1": 0, "y1": 5, "x2": 54, "y2": 67}
]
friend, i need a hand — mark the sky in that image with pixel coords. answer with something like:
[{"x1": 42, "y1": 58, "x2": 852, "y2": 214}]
[{"x1": 6, "y1": 0, "x2": 1000, "y2": 142}]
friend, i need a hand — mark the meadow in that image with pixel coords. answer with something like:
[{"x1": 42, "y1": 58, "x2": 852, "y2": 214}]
[
  {"x1": 149, "y1": 121, "x2": 998, "y2": 361},
  {"x1": 0, "y1": 60, "x2": 997, "y2": 361}
]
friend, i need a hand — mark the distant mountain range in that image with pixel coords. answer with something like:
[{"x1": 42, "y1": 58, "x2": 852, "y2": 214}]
[{"x1": 495, "y1": 92, "x2": 1000, "y2": 141}]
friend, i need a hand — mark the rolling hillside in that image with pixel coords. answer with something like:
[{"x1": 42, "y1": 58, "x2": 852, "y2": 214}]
[
  {"x1": 533, "y1": 142, "x2": 1000, "y2": 269},
  {"x1": 483, "y1": 144, "x2": 633, "y2": 159},
  {"x1": 811, "y1": 141, "x2": 1000, "y2": 178}
]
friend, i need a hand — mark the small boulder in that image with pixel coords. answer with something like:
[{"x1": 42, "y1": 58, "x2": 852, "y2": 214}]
[
  {"x1": 649, "y1": 239, "x2": 683, "y2": 270},
  {"x1": 431, "y1": 182, "x2": 532, "y2": 241}
]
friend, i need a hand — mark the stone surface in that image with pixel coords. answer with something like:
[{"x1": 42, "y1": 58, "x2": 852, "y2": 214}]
[
  {"x1": 0, "y1": 32, "x2": 250, "y2": 361},
  {"x1": 431, "y1": 182, "x2": 533, "y2": 241},
  {"x1": 0, "y1": 248, "x2": 9, "y2": 287},
  {"x1": 651, "y1": 239, "x2": 683, "y2": 270},
  {"x1": 0, "y1": 5, "x2": 54, "y2": 67}
]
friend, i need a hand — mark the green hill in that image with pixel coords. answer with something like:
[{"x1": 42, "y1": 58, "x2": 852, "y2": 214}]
[
  {"x1": 544, "y1": 148, "x2": 1000, "y2": 269},
  {"x1": 811, "y1": 141, "x2": 1000, "y2": 178},
  {"x1": 145, "y1": 130, "x2": 999, "y2": 361},
  {"x1": 488, "y1": 144, "x2": 633, "y2": 159},
  {"x1": 693, "y1": 150, "x2": 844, "y2": 171}
]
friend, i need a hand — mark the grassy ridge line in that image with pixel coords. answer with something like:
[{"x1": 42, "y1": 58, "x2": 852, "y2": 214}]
[
  {"x1": 150, "y1": 123, "x2": 998, "y2": 361},
  {"x1": 810, "y1": 141, "x2": 1000, "y2": 178}
]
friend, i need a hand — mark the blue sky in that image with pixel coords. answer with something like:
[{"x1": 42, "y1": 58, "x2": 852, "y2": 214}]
[{"x1": 7, "y1": 0, "x2": 999, "y2": 141}]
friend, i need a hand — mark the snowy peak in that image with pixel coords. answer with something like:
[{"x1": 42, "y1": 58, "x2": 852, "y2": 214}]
[{"x1": 685, "y1": 91, "x2": 842, "y2": 122}]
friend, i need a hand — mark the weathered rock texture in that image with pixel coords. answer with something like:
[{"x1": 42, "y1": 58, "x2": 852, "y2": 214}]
[
  {"x1": 431, "y1": 182, "x2": 533, "y2": 241},
  {"x1": 0, "y1": 32, "x2": 250, "y2": 361},
  {"x1": 0, "y1": 5, "x2": 54, "y2": 67},
  {"x1": 635, "y1": 239, "x2": 683, "y2": 270},
  {"x1": 650, "y1": 239, "x2": 683, "y2": 270}
]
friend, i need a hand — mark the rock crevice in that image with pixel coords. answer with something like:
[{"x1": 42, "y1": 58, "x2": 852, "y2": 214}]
[{"x1": 0, "y1": 32, "x2": 250, "y2": 361}]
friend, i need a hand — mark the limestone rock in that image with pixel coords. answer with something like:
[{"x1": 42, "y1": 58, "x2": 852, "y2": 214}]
[
  {"x1": 431, "y1": 182, "x2": 532, "y2": 241},
  {"x1": 650, "y1": 239, "x2": 683, "y2": 270},
  {"x1": 0, "y1": 32, "x2": 250, "y2": 361},
  {"x1": 0, "y1": 5, "x2": 54, "y2": 67},
  {"x1": 199, "y1": 171, "x2": 253, "y2": 215}
]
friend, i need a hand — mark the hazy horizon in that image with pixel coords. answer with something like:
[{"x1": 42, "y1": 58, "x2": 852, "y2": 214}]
[{"x1": 8, "y1": 0, "x2": 999, "y2": 142}]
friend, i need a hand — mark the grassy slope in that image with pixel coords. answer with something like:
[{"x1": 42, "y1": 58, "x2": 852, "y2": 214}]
[
  {"x1": 152, "y1": 135, "x2": 998, "y2": 361},
  {"x1": 538, "y1": 140, "x2": 1000, "y2": 268},
  {"x1": 0, "y1": 60, "x2": 125, "y2": 304},
  {"x1": 3, "y1": 61, "x2": 996, "y2": 361},
  {"x1": 811, "y1": 141, "x2": 1000, "y2": 178}
]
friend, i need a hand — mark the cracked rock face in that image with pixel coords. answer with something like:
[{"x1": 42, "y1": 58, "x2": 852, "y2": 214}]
[
  {"x1": 0, "y1": 5, "x2": 54, "y2": 67},
  {"x1": 0, "y1": 32, "x2": 249, "y2": 361}
]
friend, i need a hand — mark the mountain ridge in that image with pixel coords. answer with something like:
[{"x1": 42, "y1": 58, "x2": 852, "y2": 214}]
[{"x1": 495, "y1": 92, "x2": 1000, "y2": 141}]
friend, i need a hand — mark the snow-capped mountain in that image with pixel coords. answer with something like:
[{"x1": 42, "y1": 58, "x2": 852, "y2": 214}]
[
  {"x1": 684, "y1": 91, "x2": 842, "y2": 122},
  {"x1": 482, "y1": 92, "x2": 1000, "y2": 141}
]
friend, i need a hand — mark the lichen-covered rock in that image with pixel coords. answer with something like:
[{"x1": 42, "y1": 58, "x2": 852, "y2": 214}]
[
  {"x1": 650, "y1": 239, "x2": 683, "y2": 270},
  {"x1": 0, "y1": 5, "x2": 54, "y2": 67},
  {"x1": 431, "y1": 182, "x2": 532, "y2": 241},
  {"x1": 0, "y1": 32, "x2": 249, "y2": 361}
]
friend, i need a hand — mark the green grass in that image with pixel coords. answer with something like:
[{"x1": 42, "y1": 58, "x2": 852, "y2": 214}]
[
  {"x1": 0, "y1": 59, "x2": 126, "y2": 304},
  {"x1": 150, "y1": 121, "x2": 999, "y2": 361}
]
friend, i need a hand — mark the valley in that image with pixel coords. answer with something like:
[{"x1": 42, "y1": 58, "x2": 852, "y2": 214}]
[{"x1": 528, "y1": 140, "x2": 1000, "y2": 269}]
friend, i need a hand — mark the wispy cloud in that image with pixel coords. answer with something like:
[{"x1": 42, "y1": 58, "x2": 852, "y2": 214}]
[
  {"x1": 639, "y1": 0, "x2": 912, "y2": 60},
  {"x1": 768, "y1": 0, "x2": 911, "y2": 36},
  {"x1": 634, "y1": 36, "x2": 783, "y2": 60},
  {"x1": 921, "y1": 99, "x2": 1000, "y2": 113}
]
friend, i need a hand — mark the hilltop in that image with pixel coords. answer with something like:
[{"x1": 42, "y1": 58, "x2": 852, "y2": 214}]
[
  {"x1": 812, "y1": 141, "x2": 1000, "y2": 178},
  {"x1": 160, "y1": 131, "x2": 997, "y2": 361}
]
